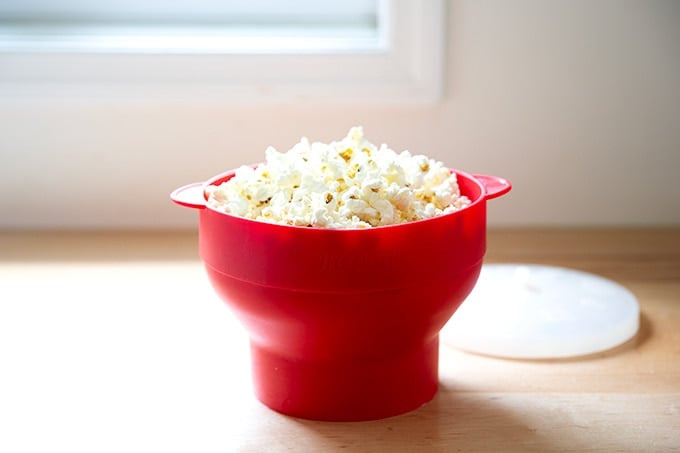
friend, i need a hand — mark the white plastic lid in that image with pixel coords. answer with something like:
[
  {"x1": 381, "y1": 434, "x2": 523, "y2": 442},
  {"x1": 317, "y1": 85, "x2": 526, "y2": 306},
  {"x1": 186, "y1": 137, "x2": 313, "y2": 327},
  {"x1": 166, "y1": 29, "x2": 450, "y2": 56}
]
[{"x1": 441, "y1": 264, "x2": 640, "y2": 359}]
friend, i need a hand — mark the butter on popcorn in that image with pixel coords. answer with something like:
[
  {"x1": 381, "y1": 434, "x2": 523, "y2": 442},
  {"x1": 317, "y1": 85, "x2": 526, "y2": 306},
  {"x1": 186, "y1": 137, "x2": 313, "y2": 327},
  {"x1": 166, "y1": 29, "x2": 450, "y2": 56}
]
[{"x1": 206, "y1": 127, "x2": 471, "y2": 228}]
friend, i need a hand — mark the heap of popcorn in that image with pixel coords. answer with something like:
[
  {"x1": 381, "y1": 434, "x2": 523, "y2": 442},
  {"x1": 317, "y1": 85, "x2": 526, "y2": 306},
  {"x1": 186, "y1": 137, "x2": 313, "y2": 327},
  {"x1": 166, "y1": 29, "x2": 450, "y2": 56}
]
[{"x1": 206, "y1": 127, "x2": 470, "y2": 228}]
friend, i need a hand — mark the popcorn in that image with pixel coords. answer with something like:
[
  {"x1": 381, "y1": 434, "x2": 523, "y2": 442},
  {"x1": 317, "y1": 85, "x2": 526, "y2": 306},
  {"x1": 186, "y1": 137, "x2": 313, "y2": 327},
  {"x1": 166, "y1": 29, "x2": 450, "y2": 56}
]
[{"x1": 206, "y1": 127, "x2": 471, "y2": 228}]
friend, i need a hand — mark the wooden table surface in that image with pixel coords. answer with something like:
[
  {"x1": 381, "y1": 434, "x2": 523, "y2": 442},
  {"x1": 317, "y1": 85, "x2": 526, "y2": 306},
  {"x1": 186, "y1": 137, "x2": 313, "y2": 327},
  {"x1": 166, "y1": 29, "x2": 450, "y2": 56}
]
[{"x1": 1, "y1": 229, "x2": 678, "y2": 452}]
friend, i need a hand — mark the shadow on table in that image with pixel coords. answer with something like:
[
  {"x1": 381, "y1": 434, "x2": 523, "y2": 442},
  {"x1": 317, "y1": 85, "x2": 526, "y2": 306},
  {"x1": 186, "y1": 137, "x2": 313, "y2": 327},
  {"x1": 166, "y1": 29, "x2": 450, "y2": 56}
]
[
  {"x1": 263, "y1": 314, "x2": 654, "y2": 452},
  {"x1": 269, "y1": 384, "x2": 562, "y2": 452}
]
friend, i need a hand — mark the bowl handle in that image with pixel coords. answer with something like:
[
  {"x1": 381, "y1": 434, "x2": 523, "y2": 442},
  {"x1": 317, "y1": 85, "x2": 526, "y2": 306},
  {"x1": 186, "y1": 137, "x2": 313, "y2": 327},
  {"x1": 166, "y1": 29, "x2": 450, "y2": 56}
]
[
  {"x1": 170, "y1": 182, "x2": 207, "y2": 209},
  {"x1": 474, "y1": 174, "x2": 512, "y2": 200}
]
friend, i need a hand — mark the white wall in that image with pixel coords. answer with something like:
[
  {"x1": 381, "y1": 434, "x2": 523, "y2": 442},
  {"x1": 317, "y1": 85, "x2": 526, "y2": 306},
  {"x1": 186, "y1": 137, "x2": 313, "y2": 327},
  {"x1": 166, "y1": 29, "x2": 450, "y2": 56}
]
[{"x1": 1, "y1": 0, "x2": 679, "y2": 229}]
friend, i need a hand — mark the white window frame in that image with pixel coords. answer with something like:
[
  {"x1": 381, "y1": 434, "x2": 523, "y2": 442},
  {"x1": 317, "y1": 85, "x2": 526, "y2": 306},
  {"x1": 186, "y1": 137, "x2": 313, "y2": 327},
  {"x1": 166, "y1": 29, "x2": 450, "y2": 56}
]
[{"x1": 0, "y1": 0, "x2": 445, "y2": 104}]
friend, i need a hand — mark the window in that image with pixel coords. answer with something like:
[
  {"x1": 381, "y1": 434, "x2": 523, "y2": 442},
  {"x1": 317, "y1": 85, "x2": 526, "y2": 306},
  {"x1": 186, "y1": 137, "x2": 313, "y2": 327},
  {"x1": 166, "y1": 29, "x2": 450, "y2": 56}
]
[
  {"x1": 0, "y1": 0, "x2": 383, "y2": 53},
  {"x1": 0, "y1": 0, "x2": 445, "y2": 102}
]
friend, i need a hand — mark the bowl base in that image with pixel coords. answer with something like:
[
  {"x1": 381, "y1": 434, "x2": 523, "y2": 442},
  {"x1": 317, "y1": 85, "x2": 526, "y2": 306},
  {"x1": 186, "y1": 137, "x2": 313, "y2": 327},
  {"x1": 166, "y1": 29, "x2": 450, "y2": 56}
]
[{"x1": 249, "y1": 336, "x2": 440, "y2": 421}]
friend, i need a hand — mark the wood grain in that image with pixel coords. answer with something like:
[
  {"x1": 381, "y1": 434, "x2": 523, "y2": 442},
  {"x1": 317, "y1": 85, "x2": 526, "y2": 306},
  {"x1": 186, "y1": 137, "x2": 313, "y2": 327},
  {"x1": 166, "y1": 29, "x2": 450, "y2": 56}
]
[{"x1": 1, "y1": 228, "x2": 679, "y2": 452}]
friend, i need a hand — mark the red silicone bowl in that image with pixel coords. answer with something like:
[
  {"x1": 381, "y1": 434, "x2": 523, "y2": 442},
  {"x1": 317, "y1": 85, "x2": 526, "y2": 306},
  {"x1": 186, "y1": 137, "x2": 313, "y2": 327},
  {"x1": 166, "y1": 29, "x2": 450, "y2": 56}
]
[{"x1": 171, "y1": 169, "x2": 510, "y2": 421}]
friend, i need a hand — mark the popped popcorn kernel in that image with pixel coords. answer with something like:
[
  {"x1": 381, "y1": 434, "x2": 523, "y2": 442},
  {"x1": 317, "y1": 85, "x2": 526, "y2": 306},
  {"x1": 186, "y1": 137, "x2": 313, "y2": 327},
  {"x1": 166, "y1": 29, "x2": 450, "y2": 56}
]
[{"x1": 206, "y1": 127, "x2": 471, "y2": 228}]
